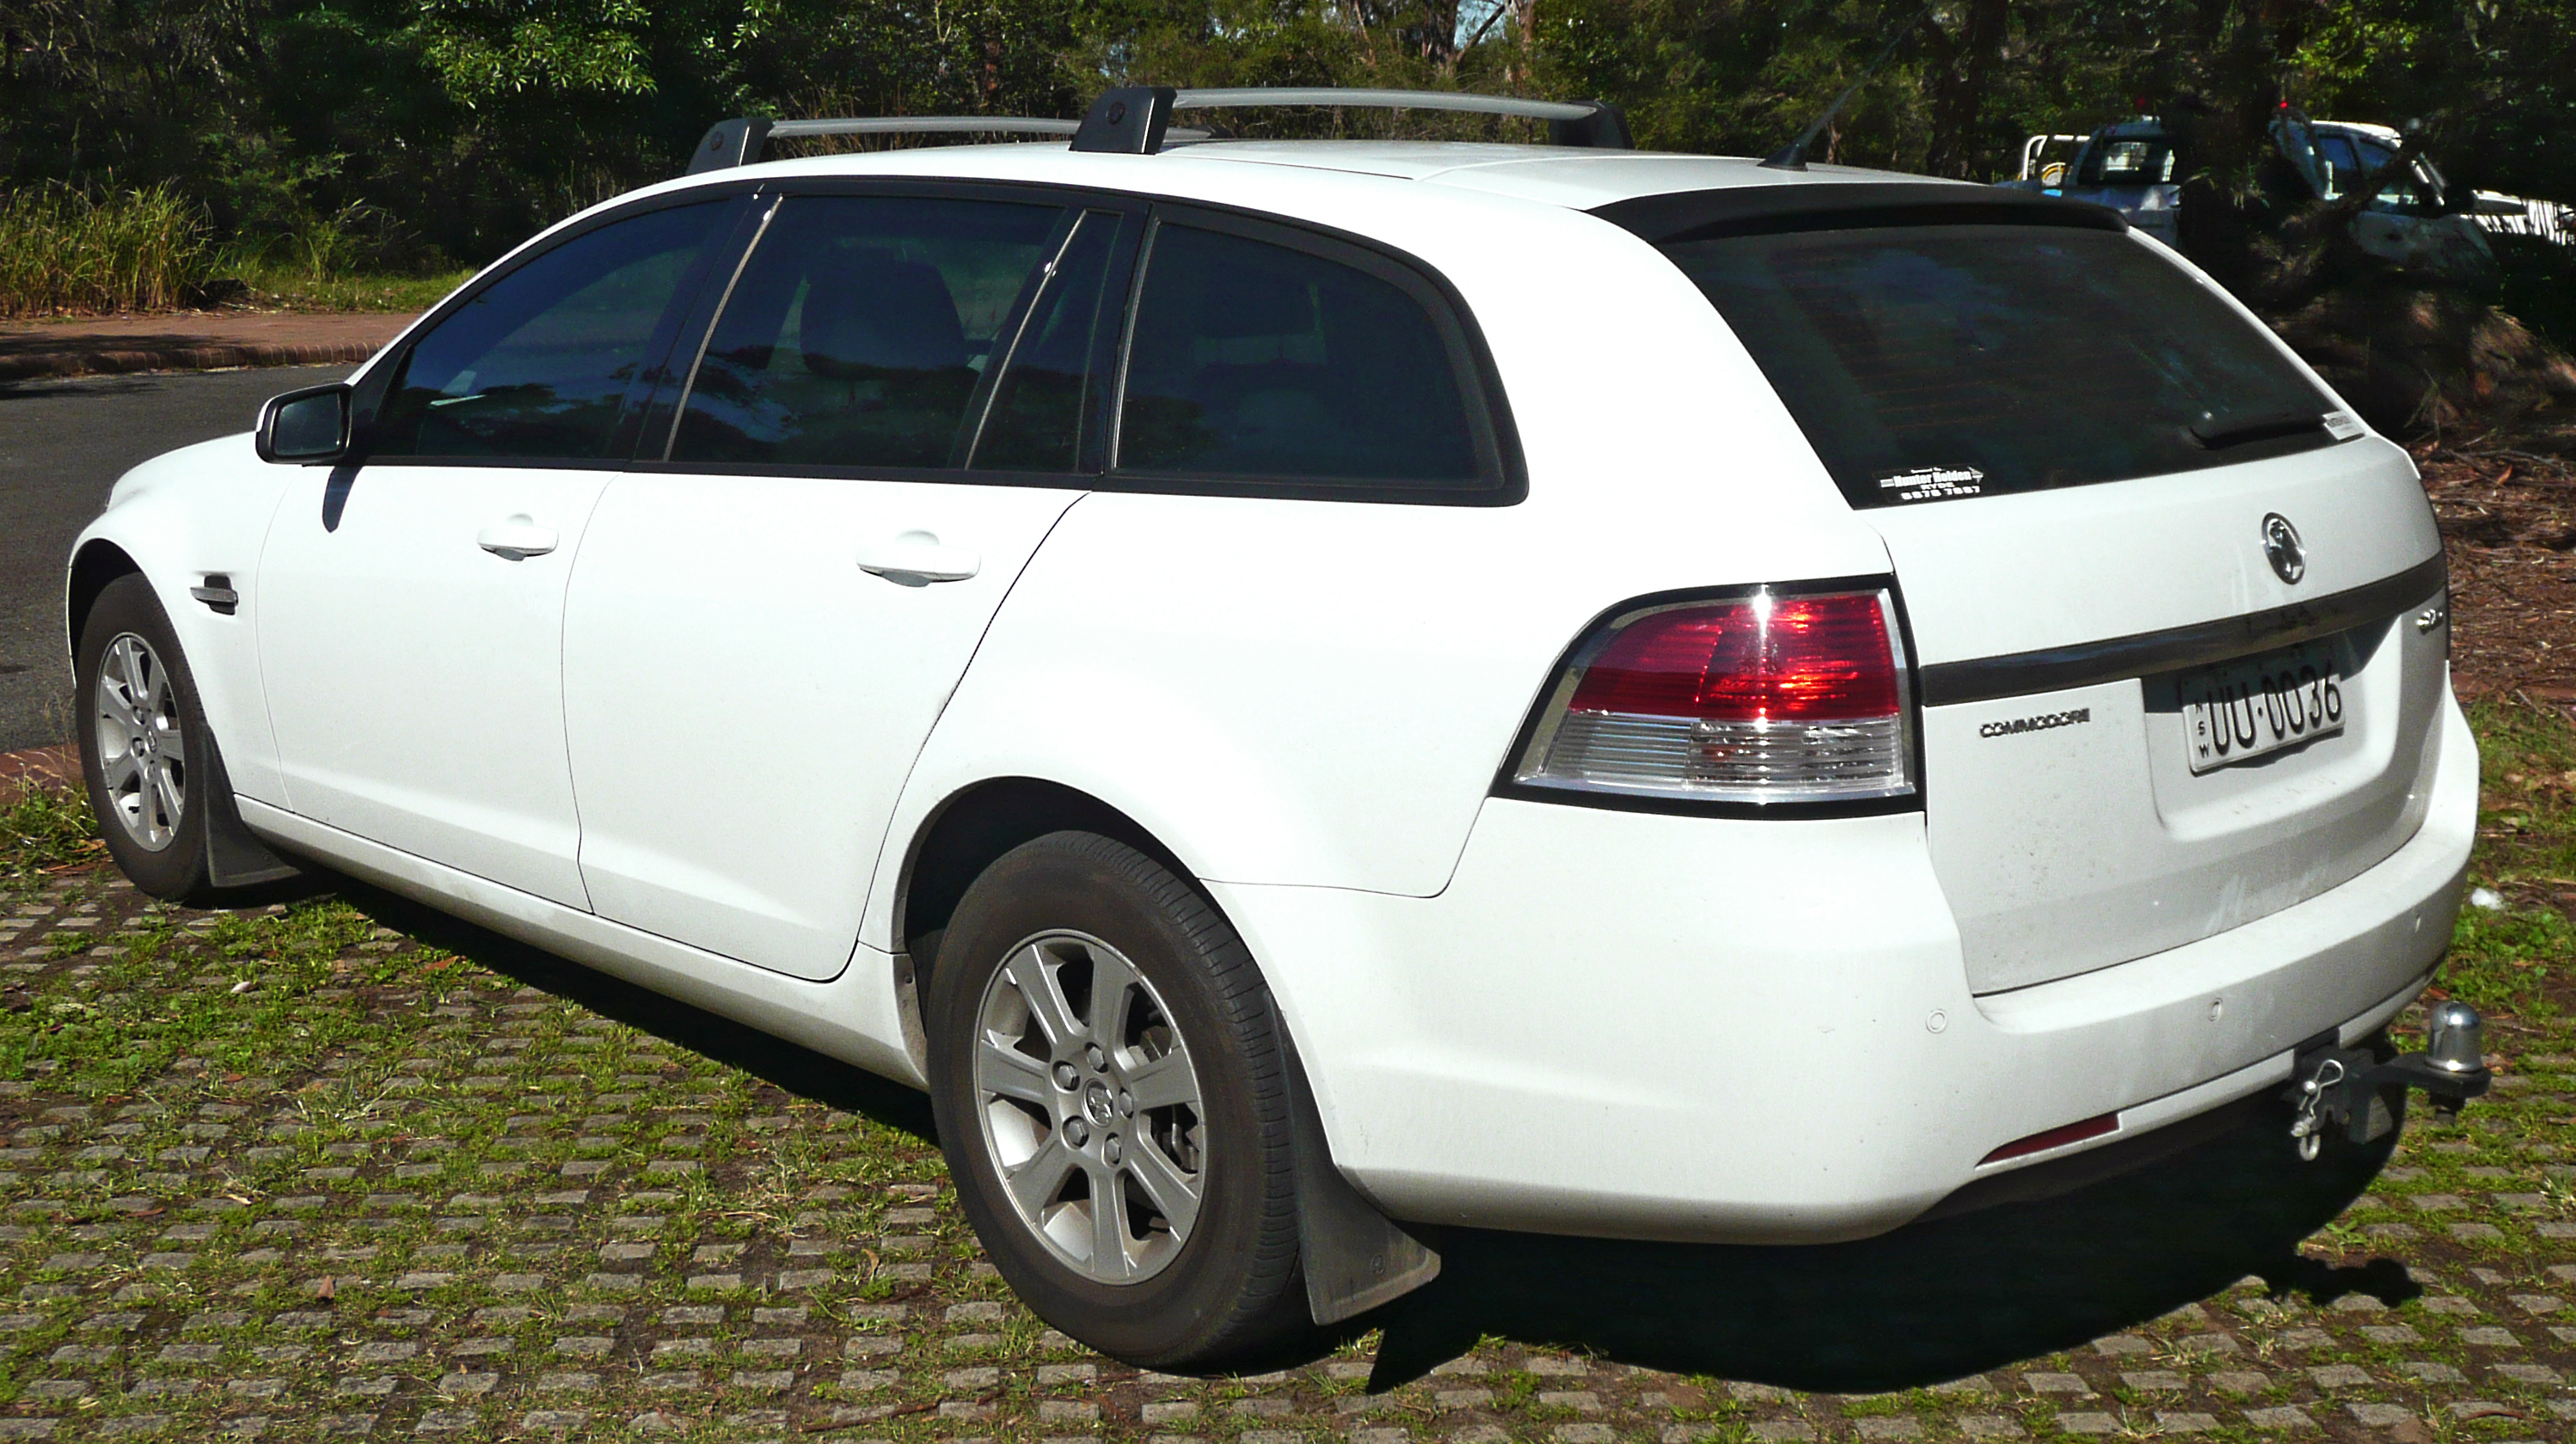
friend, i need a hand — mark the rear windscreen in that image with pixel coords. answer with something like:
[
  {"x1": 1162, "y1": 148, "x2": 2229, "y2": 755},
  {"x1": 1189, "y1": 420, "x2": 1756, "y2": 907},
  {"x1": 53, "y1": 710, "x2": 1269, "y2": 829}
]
[{"x1": 1660, "y1": 223, "x2": 2342, "y2": 508}]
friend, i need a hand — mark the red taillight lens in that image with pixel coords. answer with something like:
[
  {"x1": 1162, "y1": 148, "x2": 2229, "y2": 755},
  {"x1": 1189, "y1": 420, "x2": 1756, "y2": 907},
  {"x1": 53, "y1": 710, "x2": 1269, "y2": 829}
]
[
  {"x1": 1567, "y1": 594, "x2": 1901, "y2": 722},
  {"x1": 1512, "y1": 587, "x2": 1916, "y2": 806}
]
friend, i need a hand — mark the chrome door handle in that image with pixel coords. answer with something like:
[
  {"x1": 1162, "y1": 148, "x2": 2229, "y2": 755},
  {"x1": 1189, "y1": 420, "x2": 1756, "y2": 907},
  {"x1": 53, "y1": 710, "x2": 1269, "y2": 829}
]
[
  {"x1": 476, "y1": 517, "x2": 559, "y2": 560},
  {"x1": 857, "y1": 530, "x2": 980, "y2": 585}
]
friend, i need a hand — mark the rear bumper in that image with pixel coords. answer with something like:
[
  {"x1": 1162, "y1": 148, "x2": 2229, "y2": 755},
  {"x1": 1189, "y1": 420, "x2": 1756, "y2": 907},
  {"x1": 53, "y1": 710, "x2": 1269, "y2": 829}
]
[{"x1": 1211, "y1": 693, "x2": 2475, "y2": 1245}]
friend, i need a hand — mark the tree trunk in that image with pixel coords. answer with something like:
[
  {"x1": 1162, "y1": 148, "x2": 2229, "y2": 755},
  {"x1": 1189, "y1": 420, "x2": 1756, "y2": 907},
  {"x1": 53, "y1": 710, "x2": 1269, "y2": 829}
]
[
  {"x1": 1923, "y1": 0, "x2": 2009, "y2": 180},
  {"x1": 2173, "y1": 0, "x2": 2313, "y2": 297}
]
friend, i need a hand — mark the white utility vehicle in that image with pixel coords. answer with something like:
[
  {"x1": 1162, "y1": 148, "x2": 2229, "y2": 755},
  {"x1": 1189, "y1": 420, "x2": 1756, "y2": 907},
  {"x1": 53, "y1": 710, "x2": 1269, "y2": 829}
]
[
  {"x1": 66, "y1": 86, "x2": 2489, "y2": 1368},
  {"x1": 2012, "y1": 111, "x2": 2507, "y2": 273}
]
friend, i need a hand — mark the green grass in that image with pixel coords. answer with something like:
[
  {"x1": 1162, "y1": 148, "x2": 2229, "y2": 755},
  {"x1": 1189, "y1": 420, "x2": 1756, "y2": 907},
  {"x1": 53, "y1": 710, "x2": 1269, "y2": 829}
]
[
  {"x1": 0, "y1": 780, "x2": 101, "y2": 887},
  {"x1": 1, "y1": 187, "x2": 467, "y2": 317},
  {"x1": 2462, "y1": 694, "x2": 2576, "y2": 889},
  {"x1": 217, "y1": 263, "x2": 472, "y2": 313},
  {"x1": 210, "y1": 202, "x2": 471, "y2": 312},
  {"x1": 0, "y1": 182, "x2": 209, "y2": 316},
  {"x1": 2438, "y1": 694, "x2": 2576, "y2": 1020},
  {"x1": 2441, "y1": 903, "x2": 2570, "y2": 1019},
  {"x1": 0, "y1": 894, "x2": 421, "y2": 1095},
  {"x1": 0, "y1": 730, "x2": 2566, "y2": 1444}
]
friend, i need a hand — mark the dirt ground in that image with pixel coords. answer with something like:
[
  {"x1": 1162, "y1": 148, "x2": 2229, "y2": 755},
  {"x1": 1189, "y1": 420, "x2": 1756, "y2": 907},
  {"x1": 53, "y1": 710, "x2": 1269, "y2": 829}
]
[
  {"x1": 2420, "y1": 435, "x2": 2576, "y2": 707},
  {"x1": 0, "y1": 311, "x2": 403, "y2": 381}
]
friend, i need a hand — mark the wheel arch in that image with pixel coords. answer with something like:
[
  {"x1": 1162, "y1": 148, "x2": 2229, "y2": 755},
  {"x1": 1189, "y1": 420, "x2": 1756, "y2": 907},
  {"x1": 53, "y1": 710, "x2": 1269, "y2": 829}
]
[
  {"x1": 894, "y1": 775, "x2": 1198, "y2": 977},
  {"x1": 893, "y1": 773, "x2": 1442, "y2": 1331},
  {"x1": 65, "y1": 540, "x2": 143, "y2": 660}
]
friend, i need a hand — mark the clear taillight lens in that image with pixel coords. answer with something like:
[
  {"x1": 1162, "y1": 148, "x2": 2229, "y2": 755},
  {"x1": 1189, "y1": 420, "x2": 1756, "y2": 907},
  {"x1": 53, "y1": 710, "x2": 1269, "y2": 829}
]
[{"x1": 1511, "y1": 587, "x2": 1917, "y2": 806}]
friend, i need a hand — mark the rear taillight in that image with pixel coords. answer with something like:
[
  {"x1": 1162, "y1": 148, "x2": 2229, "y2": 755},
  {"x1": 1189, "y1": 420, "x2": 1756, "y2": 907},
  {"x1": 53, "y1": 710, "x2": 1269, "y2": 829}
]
[{"x1": 1508, "y1": 587, "x2": 1917, "y2": 807}]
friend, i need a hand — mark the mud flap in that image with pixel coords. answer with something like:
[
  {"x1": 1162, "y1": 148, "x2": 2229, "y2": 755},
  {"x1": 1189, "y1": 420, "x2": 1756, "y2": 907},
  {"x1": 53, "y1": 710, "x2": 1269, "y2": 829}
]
[
  {"x1": 199, "y1": 726, "x2": 302, "y2": 889},
  {"x1": 1279, "y1": 1031, "x2": 1438, "y2": 1325}
]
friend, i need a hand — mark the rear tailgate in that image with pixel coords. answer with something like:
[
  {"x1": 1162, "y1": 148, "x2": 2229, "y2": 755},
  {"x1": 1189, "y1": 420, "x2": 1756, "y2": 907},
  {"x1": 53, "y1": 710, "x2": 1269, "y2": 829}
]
[
  {"x1": 1622, "y1": 186, "x2": 2451, "y2": 993},
  {"x1": 1876, "y1": 445, "x2": 2446, "y2": 991}
]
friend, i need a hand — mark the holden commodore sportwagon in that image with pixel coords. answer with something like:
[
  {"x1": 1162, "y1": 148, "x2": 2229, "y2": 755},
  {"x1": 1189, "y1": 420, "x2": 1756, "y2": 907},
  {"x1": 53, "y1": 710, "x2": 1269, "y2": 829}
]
[{"x1": 65, "y1": 85, "x2": 2487, "y2": 1368}]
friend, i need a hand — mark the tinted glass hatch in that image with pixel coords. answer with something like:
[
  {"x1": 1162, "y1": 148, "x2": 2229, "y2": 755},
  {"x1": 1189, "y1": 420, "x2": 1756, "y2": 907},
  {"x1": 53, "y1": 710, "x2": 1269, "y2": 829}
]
[{"x1": 1661, "y1": 223, "x2": 2341, "y2": 508}]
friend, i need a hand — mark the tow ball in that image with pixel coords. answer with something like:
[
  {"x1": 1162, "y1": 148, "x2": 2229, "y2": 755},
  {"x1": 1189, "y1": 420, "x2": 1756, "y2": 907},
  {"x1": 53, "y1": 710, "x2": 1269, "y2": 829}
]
[{"x1": 2285, "y1": 1001, "x2": 2490, "y2": 1161}]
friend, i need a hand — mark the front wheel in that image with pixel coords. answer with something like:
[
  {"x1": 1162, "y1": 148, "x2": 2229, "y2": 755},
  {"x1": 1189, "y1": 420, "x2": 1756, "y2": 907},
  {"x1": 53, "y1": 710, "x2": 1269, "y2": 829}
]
[
  {"x1": 924, "y1": 830, "x2": 1313, "y2": 1369},
  {"x1": 75, "y1": 574, "x2": 221, "y2": 903}
]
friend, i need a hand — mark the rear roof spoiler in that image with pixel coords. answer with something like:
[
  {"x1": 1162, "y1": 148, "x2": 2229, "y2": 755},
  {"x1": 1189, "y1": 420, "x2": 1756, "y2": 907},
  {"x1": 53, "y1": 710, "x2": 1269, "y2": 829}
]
[
  {"x1": 1592, "y1": 180, "x2": 2128, "y2": 243},
  {"x1": 684, "y1": 86, "x2": 1632, "y2": 174}
]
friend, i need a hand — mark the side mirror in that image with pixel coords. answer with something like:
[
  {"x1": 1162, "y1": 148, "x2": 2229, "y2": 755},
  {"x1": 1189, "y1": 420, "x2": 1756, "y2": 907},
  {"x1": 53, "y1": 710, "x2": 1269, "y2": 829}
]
[{"x1": 255, "y1": 383, "x2": 353, "y2": 463}]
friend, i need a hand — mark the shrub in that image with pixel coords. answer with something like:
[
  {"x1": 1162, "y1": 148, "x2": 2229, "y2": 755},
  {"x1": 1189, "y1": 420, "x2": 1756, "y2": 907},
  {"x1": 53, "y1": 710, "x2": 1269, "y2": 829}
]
[{"x1": 0, "y1": 182, "x2": 212, "y2": 317}]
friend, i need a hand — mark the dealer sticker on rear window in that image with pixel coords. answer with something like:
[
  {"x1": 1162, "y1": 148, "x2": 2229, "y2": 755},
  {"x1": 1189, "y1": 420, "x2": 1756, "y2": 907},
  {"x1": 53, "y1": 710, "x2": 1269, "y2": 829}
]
[{"x1": 1877, "y1": 465, "x2": 1984, "y2": 503}]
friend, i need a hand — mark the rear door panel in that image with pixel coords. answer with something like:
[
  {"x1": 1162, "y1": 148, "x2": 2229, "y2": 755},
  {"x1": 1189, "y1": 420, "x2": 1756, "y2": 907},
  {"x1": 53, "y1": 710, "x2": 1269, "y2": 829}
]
[
  {"x1": 559, "y1": 187, "x2": 1123, "y2": 982},
  {"x1": 562, "y1": 475, "x2": 1082, "y2": 979}
]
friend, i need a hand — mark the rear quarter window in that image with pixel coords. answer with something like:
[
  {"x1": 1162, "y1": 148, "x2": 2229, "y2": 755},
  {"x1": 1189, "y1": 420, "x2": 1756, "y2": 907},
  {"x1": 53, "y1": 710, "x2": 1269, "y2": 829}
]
[
  {"x1": 1661, "y1": 223, "x2": 2343, "y2": 508},
  {"x1": 1112, "y1": 214, "x2": 1512, "y2": 499}
]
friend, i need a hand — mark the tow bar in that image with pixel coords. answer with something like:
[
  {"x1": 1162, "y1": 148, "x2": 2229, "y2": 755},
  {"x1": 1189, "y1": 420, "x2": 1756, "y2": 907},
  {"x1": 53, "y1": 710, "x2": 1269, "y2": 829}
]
[{"x1": 2286, "y1": 1001, "x2": 2491, "y2": 1161}]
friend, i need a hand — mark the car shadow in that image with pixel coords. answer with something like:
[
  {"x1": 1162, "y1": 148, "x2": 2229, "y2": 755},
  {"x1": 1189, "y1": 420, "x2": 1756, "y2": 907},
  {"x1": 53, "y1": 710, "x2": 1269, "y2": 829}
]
[
  {"x1": 0, "y1": 375, "x2": 165, "y2": 401},
  {"x1": 316, "y1": 872, "x2": 937, "y2": 1142},
  {"x1": 1365, "y1": 1113, "x2": 2408, "y2": 1392}
]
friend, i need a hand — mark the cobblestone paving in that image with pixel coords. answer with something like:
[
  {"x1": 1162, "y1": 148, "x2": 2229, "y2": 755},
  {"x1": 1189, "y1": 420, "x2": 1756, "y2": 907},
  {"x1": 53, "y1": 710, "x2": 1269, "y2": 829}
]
[{"x1": 0, "y1": 870, "x2": 2571, "y2": 1443}]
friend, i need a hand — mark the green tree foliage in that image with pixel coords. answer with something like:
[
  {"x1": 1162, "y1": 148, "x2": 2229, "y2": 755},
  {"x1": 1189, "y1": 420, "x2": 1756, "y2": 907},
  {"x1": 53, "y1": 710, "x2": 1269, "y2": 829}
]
[{"x1": 0, "y1": 0, "x2": 2569, "y2": 275}]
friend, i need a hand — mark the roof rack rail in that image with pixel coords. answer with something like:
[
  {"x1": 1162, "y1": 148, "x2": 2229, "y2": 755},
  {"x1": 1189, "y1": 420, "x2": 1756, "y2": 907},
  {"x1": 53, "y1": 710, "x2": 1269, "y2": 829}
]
[
  {"x1": 685, "y1": 115, "x2": 1209, "y2": 174},
  {"x1": 683, "y1": 86, "x2": 1631, "y2": 175},
  {"x1": 1070, "y1": 86, "x2": 1633, "y2": 155}
]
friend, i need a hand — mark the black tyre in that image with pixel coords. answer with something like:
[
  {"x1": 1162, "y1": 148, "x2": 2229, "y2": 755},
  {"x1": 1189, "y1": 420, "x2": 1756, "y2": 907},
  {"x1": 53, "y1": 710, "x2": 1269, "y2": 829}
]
[
  {"x1": 924, "y1": 830, "x2": 1311, "y2": 1369},
  {"x1": 74, "y1": 574, "x2": 224, "y2": 903}
]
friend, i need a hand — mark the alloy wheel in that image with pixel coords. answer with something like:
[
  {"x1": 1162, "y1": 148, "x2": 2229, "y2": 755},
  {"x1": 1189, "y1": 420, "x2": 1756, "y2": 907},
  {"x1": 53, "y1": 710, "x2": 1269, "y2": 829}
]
[
  {"x1": 93, "y1": 633, "x2": 186, "y2": 852},
  {"x1": 972, "y1": 931, "x2": 1207, "y2": 1284}
]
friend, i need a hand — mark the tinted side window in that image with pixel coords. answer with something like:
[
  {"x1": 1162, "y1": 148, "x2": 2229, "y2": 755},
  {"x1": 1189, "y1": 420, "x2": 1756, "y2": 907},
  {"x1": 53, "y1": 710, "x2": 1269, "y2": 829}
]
[
  {"x1": 671, "y1": 196, "x2": 1062, "y2": 468},
  {"x1": 375, "y1": 203, "x2": 725, "y2": 459},
  {"x1": 1116, "y1": 222, "x2": 1482, "y2": 487},
  {"x1": 970, "y1": 211, "x2": 1123, "y2": 473}
]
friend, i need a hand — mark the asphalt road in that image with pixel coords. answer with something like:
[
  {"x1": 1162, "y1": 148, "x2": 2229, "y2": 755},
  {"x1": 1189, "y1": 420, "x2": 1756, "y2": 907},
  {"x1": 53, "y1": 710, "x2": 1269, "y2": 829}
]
[{"x1": 0, "y1": 364, "x2": 348, "y2": 754}]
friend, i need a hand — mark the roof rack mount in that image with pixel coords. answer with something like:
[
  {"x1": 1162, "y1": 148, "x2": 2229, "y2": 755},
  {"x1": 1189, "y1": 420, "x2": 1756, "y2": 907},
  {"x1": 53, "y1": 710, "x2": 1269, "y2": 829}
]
[{"x1": 684, "y1": 85, "x2": 1631, "y2": 174}]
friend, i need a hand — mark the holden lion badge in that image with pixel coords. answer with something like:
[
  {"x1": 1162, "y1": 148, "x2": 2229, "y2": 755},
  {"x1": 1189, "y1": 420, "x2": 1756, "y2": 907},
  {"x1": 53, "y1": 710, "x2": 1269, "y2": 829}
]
[{"x1": 2260, "y1": 512, "x2": 2305, "y2": 585}]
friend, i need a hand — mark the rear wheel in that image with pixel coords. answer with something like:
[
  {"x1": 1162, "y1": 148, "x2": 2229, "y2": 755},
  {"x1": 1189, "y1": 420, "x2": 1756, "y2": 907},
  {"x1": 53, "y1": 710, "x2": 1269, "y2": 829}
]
[
  {"x1": 75, "y1": 575, "x2": 220, "y2": 903},
  {"x1": 925, "y1": 830, "x2": 1312, "y2": 1368}
]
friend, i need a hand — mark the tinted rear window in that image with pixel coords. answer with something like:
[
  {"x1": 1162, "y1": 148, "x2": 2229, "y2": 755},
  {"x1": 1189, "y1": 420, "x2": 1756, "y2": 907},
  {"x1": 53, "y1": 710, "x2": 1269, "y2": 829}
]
[
  {"x1": 1117, "y1": 222, "x2": 1483, "y2": 487},
  {"x1": 1662, "y1": 224, "x2": 2340, "y2": 508}
]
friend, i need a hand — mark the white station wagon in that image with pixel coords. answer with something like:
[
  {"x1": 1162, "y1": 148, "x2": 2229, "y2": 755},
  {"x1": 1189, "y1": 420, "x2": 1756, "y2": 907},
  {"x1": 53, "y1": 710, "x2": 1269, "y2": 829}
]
[{"x1": 67, "y1": 86, "x2": 2489, "y2": 1368}]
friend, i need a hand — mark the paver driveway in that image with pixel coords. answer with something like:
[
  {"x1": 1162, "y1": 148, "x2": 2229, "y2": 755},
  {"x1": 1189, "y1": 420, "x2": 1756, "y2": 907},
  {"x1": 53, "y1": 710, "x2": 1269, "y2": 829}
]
[{"x1": 0, "y1": 857, "x2": 2570, "y2": 1442}]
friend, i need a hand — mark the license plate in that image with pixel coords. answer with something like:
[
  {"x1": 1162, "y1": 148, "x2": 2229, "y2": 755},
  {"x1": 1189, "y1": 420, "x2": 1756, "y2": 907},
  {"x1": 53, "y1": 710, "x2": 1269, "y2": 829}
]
[{"x1": 2180, "y1": 640, "x2": 2346, "y2": 774}]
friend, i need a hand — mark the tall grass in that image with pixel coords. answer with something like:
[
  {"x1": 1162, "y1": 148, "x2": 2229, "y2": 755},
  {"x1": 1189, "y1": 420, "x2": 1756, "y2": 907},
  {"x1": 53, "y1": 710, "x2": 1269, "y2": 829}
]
[
  {"x1": 0, "y1": 182, "x2": 211, "y2": 317},
  {"x1": 217, "y1": 203, "x2": 475, "y2": 313}
]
